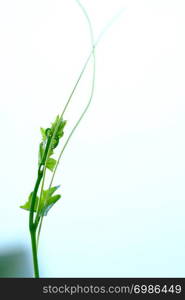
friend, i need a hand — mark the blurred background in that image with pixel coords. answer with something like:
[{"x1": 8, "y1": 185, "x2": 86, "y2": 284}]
[{"x1": 0, "y1": 0, "x2": 185, "y2": 277}]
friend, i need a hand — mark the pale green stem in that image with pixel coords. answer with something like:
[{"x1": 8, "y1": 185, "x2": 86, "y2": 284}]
[{"x1": 36, "y1": 0, "x2": 95, "y2": 247}]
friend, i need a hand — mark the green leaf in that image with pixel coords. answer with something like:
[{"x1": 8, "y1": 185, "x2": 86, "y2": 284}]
[
  {"x1": 57, "y1": 120, "x2": 67, "y2": 138},
  {"x1": 51, "y1": 115, "x2": 67, "y2": 140},
  {"x1": 20, "y1": 192, "x2": 39, "y2": 212},
  {"x1": 46, "y1": 157, "x2": 57, "y2": 171},
  {"x1": 41, "y1": 194, "x2": 61, "y2": 216},
  {"x1": 20, "y1": 186, "x2": 61, "y2": 217},
  {"x1": 40, "y1": 127, "x2": 47, "y2": 141},
  {"x1": 38, "y1": 186, "x2": 61, "y2": 216},
  {"x1": 39, "y1": 116, "x2": 67, "y2": 163}
]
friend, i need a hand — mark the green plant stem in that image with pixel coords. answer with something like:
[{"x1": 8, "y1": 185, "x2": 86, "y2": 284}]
[
  {"x1": 49, "y1": 5, "x2": 125, "y2": 187},
  {"x1": 29, "y1": 168, "x2": 43, "y2": 231},
  {"x1": 36, "y1": 0, "x2": 95, "y2": 246},
  {"x1": 29, "y1": 170, "x2": 43, "y2": 278},
  {"x1": 30, "y1": 227, "x2": 39, "y2": 278},
  {"x1": 48, "y1": 0, "x2": 96, "y2": 194},
  {"x1": 36, "y1": 136, "x2": 52, "y2": 216},
  {"x1": 29, "y1": 136, "x2": 52, "y2": 278}
]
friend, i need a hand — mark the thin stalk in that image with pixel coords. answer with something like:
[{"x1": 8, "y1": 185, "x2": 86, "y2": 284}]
[
  {"x1": 29, "y1": 167, "x2": 43, "y2": 231},
  {"x1": 48, "y1": 0, "x2": 96, "y2": 191},
  {"x1": 59, "y1": 0, "x2": 94, "y2": 118},
  {"x1": 36, "y1": 3, "x2": 125, "y2": 247},
  {"x1": 36, "y1": 0, "x2": 95, "y2": 246},
  {"x1": 30, "y1": 228, "x2": 39, "y2": 278},
  {"x1": 29, "y1": 136, "x2": 52, "y2": 277},
  {"x1": 29, "y1": 169, "x2": 43, "y2": 278},
  {"x1": 52, "y1": 6, "x2": 126, "y2": 176}
]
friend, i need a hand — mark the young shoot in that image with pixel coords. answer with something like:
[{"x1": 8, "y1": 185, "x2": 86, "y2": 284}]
[{"x1": 20, "y1": 0, "x2": 123, "y2": 278}]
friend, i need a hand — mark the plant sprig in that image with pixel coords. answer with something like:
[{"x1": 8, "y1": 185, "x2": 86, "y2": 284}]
[
  {"x1": 20, "y1": 0, "x2": 95, "y2": 278},
  {"x1": 20, "y1": 0, "x2": 124, "y2": 278},
  {"x1": 20, "y1": 115, "x2": 67, "y2": 277}
]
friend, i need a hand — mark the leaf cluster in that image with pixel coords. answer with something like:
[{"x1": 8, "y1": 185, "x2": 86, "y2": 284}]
[
  {"x1": 20, "y1": 186, "x2": 61, "y2": 216},
  {"x1": 20, "y1": 115, "x2": 66, "y2": 216},
  {"x1": 39, "y1": 115, "x2": 67, "y2": 172}
]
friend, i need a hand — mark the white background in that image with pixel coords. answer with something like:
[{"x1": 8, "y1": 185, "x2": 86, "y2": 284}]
[{"x1": 0, "y1": 0, "x2": 185, "y2": 277}]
